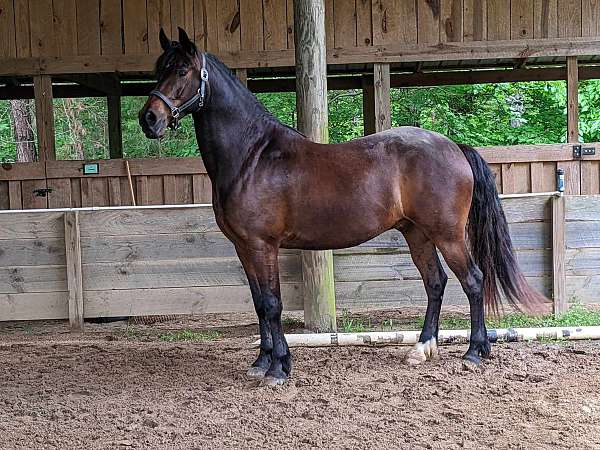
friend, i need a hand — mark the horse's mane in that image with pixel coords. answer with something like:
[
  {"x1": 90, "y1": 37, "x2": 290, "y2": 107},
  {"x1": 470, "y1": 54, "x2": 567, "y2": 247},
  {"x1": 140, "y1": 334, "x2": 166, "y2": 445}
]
[{"x1": 155, "y1": 45, "x2": 305, "y2": 138}]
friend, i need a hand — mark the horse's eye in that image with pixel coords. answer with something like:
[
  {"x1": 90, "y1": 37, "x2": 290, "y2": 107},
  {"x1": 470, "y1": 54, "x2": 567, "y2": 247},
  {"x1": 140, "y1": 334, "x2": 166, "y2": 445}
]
[{"x1": 177, "y1": 69, "x2": 188, "y2": 77}]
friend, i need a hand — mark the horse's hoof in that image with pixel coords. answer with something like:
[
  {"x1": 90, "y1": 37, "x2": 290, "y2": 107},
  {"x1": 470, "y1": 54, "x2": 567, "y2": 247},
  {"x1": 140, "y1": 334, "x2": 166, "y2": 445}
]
[
  {"x1": 261, "y1": 376, "x2": 286, "y2": 387},
  {"x1": 406, "y1": 338, "x2": 438, "y2": 366},
  {"x1": 462, "y1": 355, "x2": 482, "y2": 373},
  {"x1": 246, "y1": 366, "x2": 268, "y2": 380}
]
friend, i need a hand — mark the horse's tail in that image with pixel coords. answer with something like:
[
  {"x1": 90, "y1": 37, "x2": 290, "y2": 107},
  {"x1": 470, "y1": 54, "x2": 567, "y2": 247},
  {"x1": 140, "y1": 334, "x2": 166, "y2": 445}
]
[{"x1": 458, "y1": 144, "x2": 547, "y2": 315}]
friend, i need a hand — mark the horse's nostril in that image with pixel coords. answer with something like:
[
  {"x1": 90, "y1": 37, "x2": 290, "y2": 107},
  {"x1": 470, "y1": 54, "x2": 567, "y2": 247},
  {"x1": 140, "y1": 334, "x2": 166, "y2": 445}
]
[{"x1": 145, "y1": 110, "x2": 157, "y2": 126}]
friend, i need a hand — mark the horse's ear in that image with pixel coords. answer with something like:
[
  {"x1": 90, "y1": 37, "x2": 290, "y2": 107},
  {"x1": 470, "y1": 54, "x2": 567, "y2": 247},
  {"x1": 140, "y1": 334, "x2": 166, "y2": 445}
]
[
  {"x1": 159, "y1": 28, "x2": 171, "y2": 51},
  {"x1": 178, "y1": 27, "x2": 196, "y2": 55}
]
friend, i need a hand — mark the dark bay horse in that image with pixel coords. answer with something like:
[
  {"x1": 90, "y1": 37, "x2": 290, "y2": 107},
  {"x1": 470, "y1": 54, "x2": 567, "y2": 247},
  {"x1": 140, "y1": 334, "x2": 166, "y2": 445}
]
[{"x1": 139, "y1": 28, "x2": 546, "y2": 386}]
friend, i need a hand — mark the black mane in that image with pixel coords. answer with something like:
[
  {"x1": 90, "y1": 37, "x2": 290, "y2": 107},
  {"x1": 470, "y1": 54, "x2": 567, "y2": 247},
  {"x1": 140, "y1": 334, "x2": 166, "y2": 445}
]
[{"x1": 155, "y1": 44, "x2": 304, "y2": 138}]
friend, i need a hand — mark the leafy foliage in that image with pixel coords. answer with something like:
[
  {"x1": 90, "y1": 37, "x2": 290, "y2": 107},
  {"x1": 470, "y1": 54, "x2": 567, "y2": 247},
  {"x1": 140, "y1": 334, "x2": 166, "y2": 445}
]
[{"x1": 1, "y1": 80, "x2": 600, "y2": 162}]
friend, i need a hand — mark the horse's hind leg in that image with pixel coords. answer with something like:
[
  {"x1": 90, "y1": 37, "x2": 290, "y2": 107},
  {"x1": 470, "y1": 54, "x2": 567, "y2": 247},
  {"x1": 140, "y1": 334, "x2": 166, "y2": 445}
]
[
  {"x1": 435, "y1": 238, "x2": 490, "y2": 367},
  {"x1": 400, "y1": 225, "x2": 448, "y2": 366}
]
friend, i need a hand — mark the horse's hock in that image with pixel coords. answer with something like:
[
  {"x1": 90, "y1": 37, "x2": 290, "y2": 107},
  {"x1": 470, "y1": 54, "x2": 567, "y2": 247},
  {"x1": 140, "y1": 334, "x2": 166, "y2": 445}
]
[{"x1": 0, "y1": 194, "x2": 596, "y2": 326}]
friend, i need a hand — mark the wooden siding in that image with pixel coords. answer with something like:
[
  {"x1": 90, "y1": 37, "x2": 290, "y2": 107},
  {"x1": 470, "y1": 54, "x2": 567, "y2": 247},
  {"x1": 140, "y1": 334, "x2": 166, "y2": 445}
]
[
  {"x1": 0, "y1": 1, "x2": 599, "y2": 73},
  {"x1": 0, "y1": 195, "x2": 572, "y2": 323}
]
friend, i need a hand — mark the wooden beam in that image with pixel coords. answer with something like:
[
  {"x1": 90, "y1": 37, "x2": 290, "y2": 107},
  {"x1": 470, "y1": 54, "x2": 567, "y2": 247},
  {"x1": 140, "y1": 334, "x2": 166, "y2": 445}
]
[
  {"x1": 567, "y1": 56, "x2": 579, "y2": 143},
  {"x1": 362, "y1": 75, "x2": 375, "y2": 136},
  {"x1": 294, "y1": 0, "x2": 337, "y2": 332},
  {"x1": 2, "y1": 37, "x2": 600, "y2": 75},
  {"x1": 61, "y1": 73, "x2": 121, "y2": 95},
  {"x1": 374, "y1": 63, "x2": 391, "y2": 132},
  {"x1": 33, "y1": 75, "x2": 55, "y2": 161},
  {"x1": 65, "y1": 211, "x2": 84, "y2": 331},
  {"x1": 552, "y1": 195, "x2": 567, "y2": 317},
  {"x1": 107, "y1": 95, "x2": 123, "y2": 159}
]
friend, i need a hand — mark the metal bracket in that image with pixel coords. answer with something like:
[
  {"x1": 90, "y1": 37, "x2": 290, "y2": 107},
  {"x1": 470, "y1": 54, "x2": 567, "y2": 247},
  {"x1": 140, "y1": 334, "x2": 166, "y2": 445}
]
[
  {"x1": 33, "y1": 188, "x2": 53, "y2": 197},
  {"x1": 573, "y1": 145, "x2": 596, "y2": 159}
]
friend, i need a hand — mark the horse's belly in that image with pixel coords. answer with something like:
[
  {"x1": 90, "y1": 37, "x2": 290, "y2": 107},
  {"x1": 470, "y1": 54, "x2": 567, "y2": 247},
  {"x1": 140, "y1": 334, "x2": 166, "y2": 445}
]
[{"x1": 281, "y1": 201, "x2": 401, "y2": 250}]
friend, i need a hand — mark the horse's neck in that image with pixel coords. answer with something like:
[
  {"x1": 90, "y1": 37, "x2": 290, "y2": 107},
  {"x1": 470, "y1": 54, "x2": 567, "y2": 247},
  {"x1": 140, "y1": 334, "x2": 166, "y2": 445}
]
[{"x1": 192, "y1": 61, "x2": 286, "y2": 197}]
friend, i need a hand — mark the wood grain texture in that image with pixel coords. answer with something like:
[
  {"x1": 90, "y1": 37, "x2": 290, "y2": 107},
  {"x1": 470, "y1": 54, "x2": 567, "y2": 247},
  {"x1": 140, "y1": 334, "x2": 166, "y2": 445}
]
[
  {"x1": 0, "y1": 0, "x2": 16, "y2": 57},
  {"x1": 552, "y1": 195, "x2": 566, "y2": 315},
  {"x1": 333, "y1": 0, "x2": 357, "y2": 47},
  {"x1": 100, "y1": 0, "x2": 123, "y2": 55},
  {"x1": 76, "y1": 0, "x2": 101, "y2": 55},
  {"x1": 148, "y1": 0, "x2": 173, "y2": 53},
  {"x1": 0, "y1": 292, "x2": 68, "y2": 320},
  {"x1": 264, "y1": 0, "x2": 288, "y2": 50},
  {"x1": 294, "y1": 0, "x2": 336, "y2": 332},
  {"x1": 33, "y1": 75, "x2": 56, "y2": 161},
  {"x1": 53, "y1": 0, "x2": 77, "y2": 56},
  {"x1": 217, "y1": 0, "x2": 241, "y2": 52},
  {"x1": 64, "y1": 212, "x2": 84, "y2": 330},
  {"x1": 356, "y1": 0, "x2": 373, "y2": 46},
  {"x1": 463, "y1": 0, "x2": 486, "y2": 41},
  {"x1": 567, "y1": 56, "x2": 579, "y2": 144},
  {"x1": 486, "y1": 0, "x2": 510, "y2": 40},
  {"x1": 582, "y1": 0, "x2": 600, "y2": 36},
  {"x1": 29, "y1": 0, "x2": 56, "y2": 56},
  {"x1": 535, "y1": 0, "x2": 558, "y2": 38},
  {"x1": 123, "y1": 0, "x2": 149, "y2": 54},
  {"x1": 417, "y1": 0, "x2": 440, "y2": 44},
  {"x1": 440, "y1": 0, "x2": 463, "y2": 42},
  {"x1": 373, "y1": 0, "x2": 417, "y2": 45},
  {"x1": 511, "y1": 0, "x2": 534, "y2": 39},
  {"x1": 374, "y1": 62, "x2": 391, "y2": 132},
  {"x1": 558, "y1": 0, "x2": 582, "y2": 37},
  {"x1": 240, "y1": 0, "x2": 264, "y2": 51}
]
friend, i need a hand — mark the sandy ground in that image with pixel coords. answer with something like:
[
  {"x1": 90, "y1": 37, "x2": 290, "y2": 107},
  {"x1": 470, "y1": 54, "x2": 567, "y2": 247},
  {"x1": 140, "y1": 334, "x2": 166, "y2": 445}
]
[{"x1": 1, "y1": 309, "x2": 600, "y2": 449}]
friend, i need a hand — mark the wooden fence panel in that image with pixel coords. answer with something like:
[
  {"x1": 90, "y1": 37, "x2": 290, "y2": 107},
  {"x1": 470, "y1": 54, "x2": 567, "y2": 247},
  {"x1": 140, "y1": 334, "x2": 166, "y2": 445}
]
[{"x1": 566, "y1": 196, "x2": 600, "y2": 303}]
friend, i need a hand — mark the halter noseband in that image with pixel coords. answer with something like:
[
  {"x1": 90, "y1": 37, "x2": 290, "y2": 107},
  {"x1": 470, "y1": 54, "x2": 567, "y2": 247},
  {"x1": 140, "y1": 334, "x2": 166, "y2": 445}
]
[{"x1": 150, "y1": 53, "x2": 209, "y2": 130}]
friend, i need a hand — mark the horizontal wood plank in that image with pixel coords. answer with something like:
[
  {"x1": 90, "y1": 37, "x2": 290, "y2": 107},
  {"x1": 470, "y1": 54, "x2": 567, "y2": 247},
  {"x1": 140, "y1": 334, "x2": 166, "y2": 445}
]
[
  {"x1": 0, "y1": 292, "x2": 68, "y2": 320},
  {"x1": 0, "y1": 212, "x2": 65, "y2": 239},
  {"x1": 0, "y1": 162, "x2": 46, "y2": 180},
  {"x1": 0, "y1": 265, "x2": 67, "y2": 293},
  {"x1": 46, "y1": 157, "x2": 207, "y2": 178},
  {"x1": 0, "y1": 238, "x2": 66, "y2": 266},
  {"x1": 83, "y1": 283, "x2": 304, "y2": 317},
  {"x1": 82, "y1": 255, "x2": 302, "y2": 290}
]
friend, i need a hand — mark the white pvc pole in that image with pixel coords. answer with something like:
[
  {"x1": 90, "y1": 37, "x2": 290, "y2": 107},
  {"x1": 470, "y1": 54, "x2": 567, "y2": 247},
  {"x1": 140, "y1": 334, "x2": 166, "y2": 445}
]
[{"x1": 253, "y1": 326, "x2": 600, "y2": 348}]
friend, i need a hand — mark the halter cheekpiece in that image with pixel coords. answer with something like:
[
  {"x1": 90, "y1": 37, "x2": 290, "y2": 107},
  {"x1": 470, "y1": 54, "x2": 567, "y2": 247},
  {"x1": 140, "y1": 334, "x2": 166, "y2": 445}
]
[{"x1": 150, "y1": 53, "x2": 209, "y2": 130}]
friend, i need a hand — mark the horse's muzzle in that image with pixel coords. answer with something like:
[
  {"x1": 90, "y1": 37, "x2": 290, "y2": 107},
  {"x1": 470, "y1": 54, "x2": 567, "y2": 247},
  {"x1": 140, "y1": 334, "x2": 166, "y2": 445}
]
[{"x1": 139, "y1": 109, "x2": 167, "y2": 139}]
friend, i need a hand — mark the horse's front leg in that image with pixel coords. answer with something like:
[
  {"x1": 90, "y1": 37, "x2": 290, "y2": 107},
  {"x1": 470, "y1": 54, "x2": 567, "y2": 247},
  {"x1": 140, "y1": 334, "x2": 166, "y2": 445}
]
[{"x1": 236, "y1": 243, "x2": 292, "y2": 386}]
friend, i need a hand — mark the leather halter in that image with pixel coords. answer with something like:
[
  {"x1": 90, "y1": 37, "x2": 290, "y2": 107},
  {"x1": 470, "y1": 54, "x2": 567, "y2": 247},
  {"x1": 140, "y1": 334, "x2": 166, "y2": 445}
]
[{"x1": 150, "y1": 53, "x2": 209, "y2": 130}]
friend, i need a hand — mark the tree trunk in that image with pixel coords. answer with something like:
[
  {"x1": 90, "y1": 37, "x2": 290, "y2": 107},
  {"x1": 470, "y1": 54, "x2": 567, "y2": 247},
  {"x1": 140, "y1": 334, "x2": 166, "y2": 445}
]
[
  {"x1": 9, "y1": 99, "x2": 36, "y2": 162},
  {"x1": 62, "y1": 98, "x2": 86, "y2": 160}
]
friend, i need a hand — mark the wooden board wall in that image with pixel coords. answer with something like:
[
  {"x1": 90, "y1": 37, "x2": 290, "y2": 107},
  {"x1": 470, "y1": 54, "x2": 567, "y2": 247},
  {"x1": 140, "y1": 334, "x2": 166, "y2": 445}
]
[
  {"x1": 565, "y1": 196, "x2": 600, "y2": 304},
  {"x1": 334, "y1": 196, "x2": 553, "y2": 309},
  {"x1": 3, "y1": 144, "x2": 599, "y2": 211},
  {"x1": 0, "y1": 0, "x2": 598, "y2": 61},
  {"x1": 0, "y1": 196, "x2": 564, "y2": 322}
]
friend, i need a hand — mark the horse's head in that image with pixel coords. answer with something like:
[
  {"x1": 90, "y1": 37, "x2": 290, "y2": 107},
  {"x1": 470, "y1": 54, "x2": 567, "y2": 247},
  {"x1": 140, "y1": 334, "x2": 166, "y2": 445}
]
[{"x1": 139, "y1": 27, "x2": 207, "y2": 139}]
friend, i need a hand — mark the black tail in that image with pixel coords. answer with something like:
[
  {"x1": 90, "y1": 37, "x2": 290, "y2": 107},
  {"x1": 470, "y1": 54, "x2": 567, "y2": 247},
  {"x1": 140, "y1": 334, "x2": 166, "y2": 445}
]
[{"x1": 459, "y1": 144, "x2": 547, "y2": 315}]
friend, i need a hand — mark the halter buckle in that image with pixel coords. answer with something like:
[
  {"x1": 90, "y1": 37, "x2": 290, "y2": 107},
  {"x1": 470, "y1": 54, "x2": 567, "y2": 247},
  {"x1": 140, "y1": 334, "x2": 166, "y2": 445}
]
[
  {"x1": 172, "y1": 107, "x2": 180, "y2": 119},
  {"x1": 201, "y1": 68, "x2": 209, "y2": 82}
]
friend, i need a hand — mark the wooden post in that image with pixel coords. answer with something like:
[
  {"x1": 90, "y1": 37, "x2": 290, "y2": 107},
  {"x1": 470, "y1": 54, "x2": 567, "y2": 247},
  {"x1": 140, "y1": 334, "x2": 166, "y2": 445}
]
[
  {"x1": 552, "y1": 195, "x2": 567, "y2": 317},
  {"x1": 558, "y1": 56, "x2": 581, "y2": 195},
  {"x1": 33, "y1": 75, "x2": 56, "y2": 161},
  {"x1": 374, "y1": 63, "x2": 391, "y2": 132},
  {"x1": 294, "y1": 0, "x2": 336, "y2": 332},
  {"x1": 235, "y1": 68, "x2": 248, "y2": 87},
  {"x1": 65, "y1": 211, "x2": 84, "y2": 331},
  {"x1": 108, "y1": 95, "x2": 123, "y2": 159},
  {"x1": 362, "y1": 75, "x2": 375, "y2": 136},
  {"x1": 567, "y1": 56, "x2": 579, "y2": 144}
]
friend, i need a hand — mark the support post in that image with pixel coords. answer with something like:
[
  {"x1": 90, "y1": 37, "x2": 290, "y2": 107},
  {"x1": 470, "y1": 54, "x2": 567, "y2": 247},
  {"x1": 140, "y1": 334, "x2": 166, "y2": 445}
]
[
  {"x1": 294, "y1": 0, "x2": 336, "y2": 332},
  {"x1": 362, "y1": 75, "x2": 375, "y2": 135},
  {"x1": 552, "y1": 195, "x2": 567, "y2": 317},
  {"x1": 33, "y1": 75, "x2": 56, "y2": 161},
  {"x1": 108, "y1": 95, "x2": 123, "y2": 159},
  {"x1": 374, "y1": 63, "x2": 391, "y2": 132},
  {"x1": 235, "y1": 68, "x2": 248, "y2": 87},
  {"x1": 65, "y1": 211, "x2": 84, "y2": 331},
  {"x1": 558, "y1": 56, "x2": 581, "y2": 194}
]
